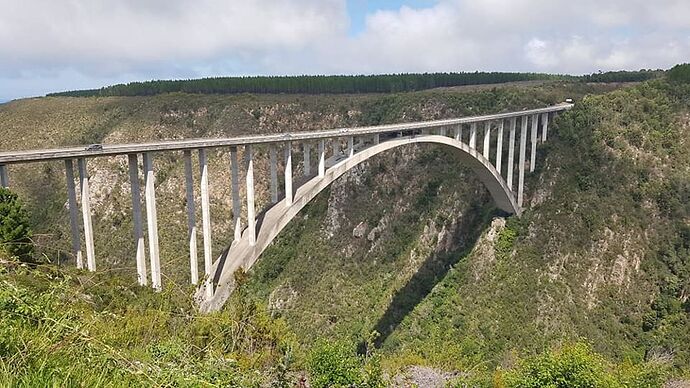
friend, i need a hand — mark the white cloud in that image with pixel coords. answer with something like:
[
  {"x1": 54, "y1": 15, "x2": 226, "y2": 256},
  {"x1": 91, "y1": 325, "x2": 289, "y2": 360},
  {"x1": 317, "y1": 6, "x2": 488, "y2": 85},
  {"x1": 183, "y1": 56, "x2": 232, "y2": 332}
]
[{"x1": 1, "y1": 0, "x2": 690, "y2": 100}]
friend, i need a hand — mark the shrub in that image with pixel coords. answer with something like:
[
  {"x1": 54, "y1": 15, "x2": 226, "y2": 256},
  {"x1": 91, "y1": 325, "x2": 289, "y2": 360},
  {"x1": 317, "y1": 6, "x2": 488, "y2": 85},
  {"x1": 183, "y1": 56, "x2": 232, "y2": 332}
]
[
  {"x1": 503, "y1": 343, "x2": 667, "y2": 388},
  {"x1": 0, "y1": 187, "x2": 33, "y2": 260},
  {"x1": 668, "y1": 64, "x2": 690, "y2": 84},
  {"x1": 306, "y1": 340, "x2": 384, "y2": 388}
]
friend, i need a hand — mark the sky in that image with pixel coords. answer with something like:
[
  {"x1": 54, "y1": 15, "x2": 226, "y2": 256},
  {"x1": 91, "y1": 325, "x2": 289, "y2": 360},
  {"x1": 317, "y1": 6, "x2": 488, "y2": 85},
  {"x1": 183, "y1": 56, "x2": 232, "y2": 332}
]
[{"x1": 1, "y1": 0, "x2": 689, "y2": 101}]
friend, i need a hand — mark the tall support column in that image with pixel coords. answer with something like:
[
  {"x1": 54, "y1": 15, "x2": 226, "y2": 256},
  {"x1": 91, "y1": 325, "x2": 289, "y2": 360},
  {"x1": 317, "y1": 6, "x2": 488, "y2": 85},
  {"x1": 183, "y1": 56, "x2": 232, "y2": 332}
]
[
  {"x1": 269, "y1": 145, "x2": 278, "y2": 203},
  {"x1": 198, "y1": 149, "x2": 212, "y2": 295},
  {"x1": 507, "y1": 117, "x2": 517, "y2": 190},
  {"x1": 183, "y1": 151, "x2": 198, "y2": 285},
  {"x1": 530, "y1": 114, "x2": 538, "y2": 172},
  {"x1": 438, "y1": 126, "x2": 447, "y2": 136},
  {"x1": 128, "y1": 154, "x2": 147, "y2": 286},
  {"x1": 230, "y1": 147, "x2": 242, "y2": 241},
  {"x1": 454, "y1": 125, "x2": 462, "y2": 142},
  {"x1": 348, "y1": 136, "x2": 354, "y2": 157},
  {"x1": 77, "y1": 158, "x2": 96, "y2": 272},
  {"x1": 541, "y1": 112, "x2": 549, "y2": 143},
  {"x1": 469, "y1": 123, "x2": 477, "y2": 149},
  {"x1": 303, "y1": 143, "x2": 311, "y2": 176},
  {"x1": 483, "y1": 121, "x2": 491, "y2": 159},
  {"x1": 373, "y1": 134, "x2": 380, "y2": 145},
  {"x1": 318, "y1": 140, "x2": 325, "y2": 177},
  {"x1": 245, "y1": 145, "x2": 256, "y2": 246},
  {"x1": 64, "y1": 159, "x2": 83, "y2": 269},
  {"x1": 496, "y1": 120, "x2": 504, "y2": 175},
  {"x1": 142, "y1": 153, "x2": 161, "y2": 290},
  {"x1": 284, "y1": 142, "x2": 293, "y2": 206},
  {"x1": 518, "y1": 116, "x2": 528, "y2": 208},
  {"x1": 0, "y1": 165, "x2": 8, "y2": 188}
]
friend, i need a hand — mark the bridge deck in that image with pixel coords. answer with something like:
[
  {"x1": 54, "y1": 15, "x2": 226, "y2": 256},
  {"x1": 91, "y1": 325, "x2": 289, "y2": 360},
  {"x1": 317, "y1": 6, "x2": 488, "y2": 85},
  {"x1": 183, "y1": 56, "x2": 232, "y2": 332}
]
[{"x1": 0, "y1": 104, "x2": 572, "y2": 164}]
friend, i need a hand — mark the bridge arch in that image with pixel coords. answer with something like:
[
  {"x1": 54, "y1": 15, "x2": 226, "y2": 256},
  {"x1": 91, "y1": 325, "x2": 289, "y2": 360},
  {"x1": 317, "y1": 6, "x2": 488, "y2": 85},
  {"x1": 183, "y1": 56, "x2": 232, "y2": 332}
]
[{"x1": 199, "y1": 134, "x2": 519, "y2": 312}]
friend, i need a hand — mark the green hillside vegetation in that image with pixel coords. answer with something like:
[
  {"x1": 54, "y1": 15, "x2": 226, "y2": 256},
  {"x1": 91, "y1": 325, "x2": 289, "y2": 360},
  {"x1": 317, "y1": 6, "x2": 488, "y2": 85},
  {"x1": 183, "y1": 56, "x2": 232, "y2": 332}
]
[
  {"x1": 45, "y1": 69, "x2": 660, "y2": 98},
  {"x1": 47, "y1": 72, "x2": 560, "y2": 97},
  {"x1": 1, "y1": 72, "x2": 689, "y2": 385}
]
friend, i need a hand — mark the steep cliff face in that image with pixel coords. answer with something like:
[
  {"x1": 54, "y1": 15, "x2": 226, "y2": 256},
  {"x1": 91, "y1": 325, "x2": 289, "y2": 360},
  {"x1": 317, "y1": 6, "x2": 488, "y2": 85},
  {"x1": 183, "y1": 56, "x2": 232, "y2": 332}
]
[{"x1": 3, "y1": 79, "x2": 687, "y2": 377}]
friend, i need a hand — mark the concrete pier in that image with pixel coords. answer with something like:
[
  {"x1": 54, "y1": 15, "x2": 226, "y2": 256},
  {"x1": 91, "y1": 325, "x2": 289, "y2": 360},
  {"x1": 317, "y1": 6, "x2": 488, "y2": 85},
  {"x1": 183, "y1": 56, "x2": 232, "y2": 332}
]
[
  {"x1": 245, "y1": 145, "x2": 256, "y2": 246},
  {"x1": 230, "y1": 147, "x2": 242, "y2": 241},
  {"x1": 64, "y1": 159, "x2": 83, "y2": 269},
  {"x1": 0, "y1": 165, "x2": 8, "y2": 188},
  {"x1": 518, "y1": 117, "x2": 528, "y2": 208},
  {"x1": 483, "y1": 121, "x2": 491, "y2": 159},
  {"x1": 318, "y1": 140, "x2": 325, "y2": 177},
  {"x1": 303, "y1": 143, "x2": 311, "y2": 176},
  {"x1": 530, "y1": 114, "x2": 538, "y2": 172},
  {"x1": 507, "y1": 117, "x2": 516, "y2": 190},
  {"x1": 77, "y1": 158, "x2": 96, "y2": 272},
  {"x1": 141, "y1": 153, "x2": 161, "y2": 289},
  {"x1": 541, "y1": 112, "x2": 549, "y2": 143},
  {"x1": 439, "y1": 126, "x2": 447, "y2": 136},
  {"x1": 454, "y1": 125, "x2": 462, "y2": 142},
  {"x1": 284, "y1": 142, "x2": 293, "y2": 205},
  {"x1": 496, "y1": 120, "x2": 504, "y2": 176},
  {"x1": 348, "y1": 136, "x2": 354, "y2": 157},
  {"x1": 269, "y1": 145, "x2": 278, "y2": 203},
  {"x1": 198, "y1": 149, "x2": 212, "y2": 293},
  {"x1": 183, "y1": 151, "x2": 198, "y2": 285},
  {"x1": 469, "y1": 123, "x2": 477, "y2": 149},
  {"x1": 373, "y1": 134, "x2": 380, "y2": 145},
  {"x1": 128, "y1": 154, "x2": 148, "y2": 286}
]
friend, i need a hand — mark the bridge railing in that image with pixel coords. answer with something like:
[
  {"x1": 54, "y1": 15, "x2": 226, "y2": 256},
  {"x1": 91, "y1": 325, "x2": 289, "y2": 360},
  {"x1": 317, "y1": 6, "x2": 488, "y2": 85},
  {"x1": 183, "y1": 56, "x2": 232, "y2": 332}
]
[{"x1": 0, "y1": 103, "x2": 573, "y2": 294}]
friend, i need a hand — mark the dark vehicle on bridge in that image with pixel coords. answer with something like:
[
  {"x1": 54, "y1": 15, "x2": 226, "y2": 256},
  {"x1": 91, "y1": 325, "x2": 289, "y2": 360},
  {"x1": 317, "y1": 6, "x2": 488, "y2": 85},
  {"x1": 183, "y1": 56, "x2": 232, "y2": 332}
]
[{"x1": 85, "y1": 144, "x2": 103, "y2": 151}]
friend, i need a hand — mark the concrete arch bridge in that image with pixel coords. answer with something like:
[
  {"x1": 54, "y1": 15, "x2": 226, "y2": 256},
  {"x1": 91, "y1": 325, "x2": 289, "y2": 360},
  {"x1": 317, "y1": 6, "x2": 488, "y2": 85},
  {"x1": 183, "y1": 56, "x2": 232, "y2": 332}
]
[{"x1": 0, "y1": 103, "x2": 572, "y2": 311}]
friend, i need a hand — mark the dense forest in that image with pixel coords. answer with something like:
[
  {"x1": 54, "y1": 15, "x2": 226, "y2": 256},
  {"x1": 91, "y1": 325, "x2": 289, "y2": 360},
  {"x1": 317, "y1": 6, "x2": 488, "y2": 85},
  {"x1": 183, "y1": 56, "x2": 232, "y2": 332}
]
[{"x1": 46, "y1": 70, "x2": 661, "y2": 98}]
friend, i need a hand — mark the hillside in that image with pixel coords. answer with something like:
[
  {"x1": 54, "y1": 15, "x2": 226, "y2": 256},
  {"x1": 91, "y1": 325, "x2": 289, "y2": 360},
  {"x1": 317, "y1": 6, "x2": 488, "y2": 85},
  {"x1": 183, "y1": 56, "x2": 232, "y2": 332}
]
[{"x1": 1, "y1": 77, "x2": 689, "y2": 385}]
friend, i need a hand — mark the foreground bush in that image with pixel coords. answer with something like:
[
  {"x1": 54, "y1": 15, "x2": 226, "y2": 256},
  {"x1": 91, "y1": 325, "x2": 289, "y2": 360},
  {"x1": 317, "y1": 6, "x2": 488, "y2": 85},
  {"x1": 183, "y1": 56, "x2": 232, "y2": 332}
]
[
  {"x1": 0, "y1": 187, "x2": 33, "y2": 260},
  {"x1": 307, "y1": 340, "x2": 385, "y2": 388},
  {"x1": 503, "y1": 343, "x2": 667, "y2": 388}
]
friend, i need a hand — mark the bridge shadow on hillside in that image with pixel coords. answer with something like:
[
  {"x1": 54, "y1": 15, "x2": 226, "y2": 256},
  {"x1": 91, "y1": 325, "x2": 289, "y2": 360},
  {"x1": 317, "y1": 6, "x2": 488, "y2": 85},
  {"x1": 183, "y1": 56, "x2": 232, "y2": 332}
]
[{"x1": 359, "y1": 204, "x2": 502, "y2": 354}]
